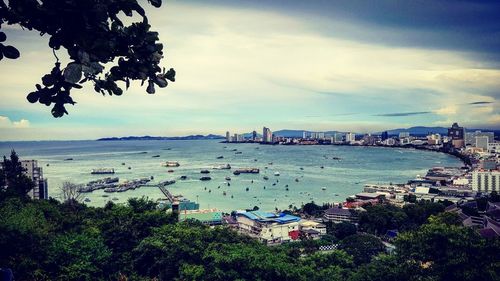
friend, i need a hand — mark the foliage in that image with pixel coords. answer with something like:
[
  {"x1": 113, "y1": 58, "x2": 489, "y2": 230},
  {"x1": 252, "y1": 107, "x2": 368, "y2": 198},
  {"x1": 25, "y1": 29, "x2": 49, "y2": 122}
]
[
  {"x1": 0, "y1": 150, "x2": 34, "y2": 201},
  {"x1": 0, "y1": 0, "x2": 175, "y2": 117},
  {"x1": 338, "y1": 234, "x2": 386, "y2": 265},
  {"x1": 327, "y1": 221, "x2": 357, "y2": 240}
]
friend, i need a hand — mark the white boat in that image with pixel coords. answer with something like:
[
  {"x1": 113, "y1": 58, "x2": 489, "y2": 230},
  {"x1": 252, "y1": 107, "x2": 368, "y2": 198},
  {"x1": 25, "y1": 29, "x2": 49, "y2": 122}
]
[
  {"x1": 274, "y1": 172, "x2": 280, "y2": 176},
  {"x1": 321, "y1": 187, "x2": 327, "y2": 190},
  {"x1": 162, "y1": 161, "x2": 180, "y2": 167}
]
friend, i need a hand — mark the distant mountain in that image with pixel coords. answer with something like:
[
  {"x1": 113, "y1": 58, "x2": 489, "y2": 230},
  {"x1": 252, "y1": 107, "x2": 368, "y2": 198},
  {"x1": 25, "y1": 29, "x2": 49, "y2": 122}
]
[
  {"x1": 379, "y1": 126, "x2": 500, "y2": 136},
  {"x1": 97, "y1": 134, "x2": 224, "y2": 141}
]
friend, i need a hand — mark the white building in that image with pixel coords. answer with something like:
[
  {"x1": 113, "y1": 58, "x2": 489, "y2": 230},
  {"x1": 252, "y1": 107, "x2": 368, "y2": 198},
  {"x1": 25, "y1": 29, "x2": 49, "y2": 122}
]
[
  {"x1": 427, "y1": 133, "x2": 441, "y2": 145},
  {"x1": 235, "y1": 211, "x2": 301, "y2": 244},
  {"x1": 226, "y1": 131, "x2": 231, "y2": 142},
  {"x1": 345, "y1": 132, "x2": 356, "y2": 143},
  {"x1": 472, "y1": 170, "x2": 500, "y2": 193},
  {"x1": 333, "y1": 133, "x2": 343, "y2": 143},
  {"x1": 20, "y1": 160, "x2": 48, "y2": 200}
]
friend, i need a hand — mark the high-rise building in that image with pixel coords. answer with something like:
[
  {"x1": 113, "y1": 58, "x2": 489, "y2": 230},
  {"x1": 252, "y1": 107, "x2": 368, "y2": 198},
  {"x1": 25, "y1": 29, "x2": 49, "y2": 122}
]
[
  {"x1": 262, "y1": 127, "x2": 273, "y2": 143},
  {"x1": 333, "y1": 133, "x2": 343, "y2": 143},
  {"x1": 448, "y1": 122, "x2": 465, "y2": 148},
  {"x1": 226, "y1": 131, "x2": 231, "y2": 142},
  {"x1": 475, "y1": 136, "x2": 489, "y2": 150},
  {"x1": 345, "y1": 132, "x2": 355, "y2": 143},
  {"x1": 20, "y1": 160, "x2": 48, "y2": 200},
  {"x1": 465, "y1": 131, "x2": 494, "y2": 145},
  {"x1": 252, "y1": 130, "x2": 257, "y2": 141},
  {"x1": 472, "y1": 170, "x2": 499, "y2": 193},
  {"x1": 302, "y1": 131, "x2": 307, "y2": 139},
  {"x1": 399, "y1": 132, "x2": 410, "y2": 139},
  {"x1": 381, "y1": 131, "x2": 389, "y2": 141},
  {"x1": 427, "y1": 133, "x2": 441, "y2": 145}
]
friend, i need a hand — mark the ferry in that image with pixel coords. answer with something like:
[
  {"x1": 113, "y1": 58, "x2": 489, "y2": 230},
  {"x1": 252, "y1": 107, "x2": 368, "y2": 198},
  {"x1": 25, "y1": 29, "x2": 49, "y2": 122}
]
[
  {"x1": 162, "y1": 161, "x2": 180, "y2": 167},
  {"x1": 233, "y1": 168, "x2": 260, "y2": 175},
  {"x1": 91, "y1": 168, "x2": 115, "y2": 175}
]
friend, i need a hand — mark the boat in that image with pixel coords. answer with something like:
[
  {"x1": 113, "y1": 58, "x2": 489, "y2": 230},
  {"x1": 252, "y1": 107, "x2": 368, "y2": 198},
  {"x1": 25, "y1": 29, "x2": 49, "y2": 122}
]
[
  {"x1": 162, "y1": 161, "x2": 180, "y2": 167},
  {"x1": 84, "y1": 198, "x2": 91, "y2": 202},
  {"x1": 235, "y1": 151, "x2": 243, "y2": 154},
  {"x1": 112, "y1": 197, "x2": 119, "y2": 201},
  {"x1": 122, "y1": 162, "x2": 126, "y2": 165},
  {"x1": 64, "y1": 158, "x2": 74, "y2": 161},
  {"x1": 102, "y1": 194, "x2": 109, "y2": 197},
  {"x1": 152, "y1": 155, "x2": 160, "y2": 158},
  {"x1": 150, "y1": 176, "x2": 154, "y2": 180},
  {"x1": 223, "y1": 191, "x2": 227, "y2": 196},
  {"x1": 286, "y1": 188, "x2": 289, "y2": 191},
  {"x1": 295, "y1": 178, "x2": 299, "y2": 182},
  {"x1": 200, "y1": 170, "x2": 210, "y2": 174},
  {"x1": 46, "y1": 163, "x2": 50, "y2": 167},
  {"x1": 322, "y1": 187, "x2": 327, "y2": 190},
  {"x1": 167, "y1": 170, "x2": 174, "y2": 173},
  {"x1": 159, "y1": 180, "x2": 176, "y2": 187},
  {"x1": 180, "y1": 175, "x2": 188, "y2": 180},
  {"x1": 245, "y1": 187, "x2": 249, "y2": 191},
  {"x1": 263, "y1": 176, "x2": 269, "y2": 180},
  {"x1": 200, "y1": 176, "x2": 212, "y2": 181},
  {"x1": 274, "y1": 172, "x2": 280, "y2": 176},
  {"x1": 91, "y1": 168, "x2": 115, "y2": 174},
  {"x1": 334, "y1": 193, "x2": 339, "y2": 196},
  {"x1": 213, "y1": 164, "x2": 231, "y2": 170},
  {"x1": 233, "y1": 168, "x2": 260, "y2": 175},
  {"x1": 128, "y1": 166, "x2": 132, "y2": 170},
  {"x1": 268, "y1": 162, "x2": 273, "y2": 165},
  {"x1": 225, "y1": 176, "x2": 231, "y2": 181},
  {"x1": 299, "y1": 167, "x2": 304, "y2": 170},
  {"x1": 216, "y1": 156, "x2": 224, "y2": 159}
]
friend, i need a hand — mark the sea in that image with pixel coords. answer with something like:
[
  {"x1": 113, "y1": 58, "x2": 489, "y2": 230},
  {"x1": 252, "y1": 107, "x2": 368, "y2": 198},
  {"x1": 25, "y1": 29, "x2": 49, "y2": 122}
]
[{"x1": 0, "y1": 140, "x2": 463, "y2": 212}]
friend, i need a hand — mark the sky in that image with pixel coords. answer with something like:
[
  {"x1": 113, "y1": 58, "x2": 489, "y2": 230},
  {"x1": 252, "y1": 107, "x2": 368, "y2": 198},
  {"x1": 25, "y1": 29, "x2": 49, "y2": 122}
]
[{"x1": 0, "y1": 0, "x2": 499, "y2": 140}]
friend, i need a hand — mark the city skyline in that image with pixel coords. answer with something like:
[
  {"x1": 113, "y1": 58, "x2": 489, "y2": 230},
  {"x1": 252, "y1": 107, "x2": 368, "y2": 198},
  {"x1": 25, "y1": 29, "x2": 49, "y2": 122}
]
[{"x1": 1, "y1": 1, "x2": 500, "y2": 140}]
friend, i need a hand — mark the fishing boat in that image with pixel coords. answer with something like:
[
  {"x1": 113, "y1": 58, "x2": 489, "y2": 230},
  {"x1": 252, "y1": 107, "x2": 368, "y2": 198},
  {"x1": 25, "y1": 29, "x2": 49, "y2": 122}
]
[
  {"x1": 167, "y1": 169, "x2": 174, "y2": 173},
  {"x1": 216, "y1": 156, "x2": 224, "y2": 159},
  {"x1": 180, "y1": 175, "x2": 188, "y2": 180},
  {"x1": 225, "y1": 176, "x2": 231, "y2": 181},
  {"x1": 200, "y1": 170, "x2": 210, "y2": 174},
  {"x1": 200, "y1": 176, "x2": 212, "y2": 181},
  {"x1": 263, "y1": 176, "x2": 269, "y2": 180}
]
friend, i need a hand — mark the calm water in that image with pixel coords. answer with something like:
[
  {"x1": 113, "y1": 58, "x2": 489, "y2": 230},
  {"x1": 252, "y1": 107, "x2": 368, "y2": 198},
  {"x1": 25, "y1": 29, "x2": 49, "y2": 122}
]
[{"x1": 0, "y1": 140, "x2": 462, "y2": 211}]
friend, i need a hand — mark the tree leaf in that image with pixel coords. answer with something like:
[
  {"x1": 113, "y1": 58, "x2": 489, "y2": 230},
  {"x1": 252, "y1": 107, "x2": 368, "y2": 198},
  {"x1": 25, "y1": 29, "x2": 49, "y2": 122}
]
[{"x1": 63, "y1": 63, "x2": 82, "y2": 84}]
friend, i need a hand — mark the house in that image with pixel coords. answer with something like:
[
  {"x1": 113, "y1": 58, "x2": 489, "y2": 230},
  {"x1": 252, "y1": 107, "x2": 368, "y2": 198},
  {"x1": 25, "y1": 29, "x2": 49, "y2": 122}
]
[
  {"x1": 178, "y1": 209, "x2": 223, "y2": 225},
  {"x1": 299, "y1": 220, "x2": 327, "y2": 239}
]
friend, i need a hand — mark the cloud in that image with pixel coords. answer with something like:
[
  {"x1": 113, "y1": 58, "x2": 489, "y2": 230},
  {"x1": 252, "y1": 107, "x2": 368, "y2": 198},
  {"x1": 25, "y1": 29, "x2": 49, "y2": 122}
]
[
  {"x1": 375, "y1": 111, "x2": 432, "y2": 117},
  {"x1": 469, "y1": 101, "x2": 493, "y2": 105},
  {"x1": 0, "y1": 116, "x2": 30, "y2": 128}
]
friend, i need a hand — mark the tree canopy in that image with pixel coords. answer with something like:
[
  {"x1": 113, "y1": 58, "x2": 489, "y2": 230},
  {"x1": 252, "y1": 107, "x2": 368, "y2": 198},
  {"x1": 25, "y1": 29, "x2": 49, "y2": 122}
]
[{"x1": 0, "y1": 0, "x2": 175, "y2": 117}]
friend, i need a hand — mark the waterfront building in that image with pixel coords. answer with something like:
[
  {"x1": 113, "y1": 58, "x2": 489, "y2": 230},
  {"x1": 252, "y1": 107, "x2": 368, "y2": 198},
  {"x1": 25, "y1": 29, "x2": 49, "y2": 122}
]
[
  {"x1": 226, "y1": 131, "x2": 231, "y2": 142},
  {"x1": 345, "y1": 132, "x2": 356, "y2": 143},
  {"x1": 427, "y1": 133, "x2": 441, "y2": 145},
  {"x1": 302, "y1": 131, "x2": 307, "y2": 139},
  {"x1": 20, "y1": 160, "x2": 48, "y2": 200},
  {"x1": 382, "y1": 138, "x2": 397, "y2": 146},
  {"x1": 333, "y1": 133, "x2": 343, "y2": 143},
  {"x1": 323, "y1": 207, "x2": 359, "y2": 224},
  {"x1": 448, "y1": 122, "x2": 465, "y2": 148},
  {"x1": 262, "y1": 127, "x2": 273, "y2": 143},
  {"x1": 235, "y1": 211, "x2": 301, "y2": 244},
  {"x1": 475, "y1": 136, "x2": 489, "y2": 150},
  {"x1": 252, "y1": 130, "x2": 257, "y2": 141},
  {"x1": 178, "y1": 208, "x2": 223, "y2": 225},
  {"x1": 465, "y1": 131, "x2": 495, "y2": 145},
  {"x1": 399, "y1": 132, "x2": 410, "y2": 139},
  {"x1": 381, "y1": 131, "x2": 389, "y2": 141},
  {"x1": 472, "y1": 170, "x2": 500, "y2": 193}
]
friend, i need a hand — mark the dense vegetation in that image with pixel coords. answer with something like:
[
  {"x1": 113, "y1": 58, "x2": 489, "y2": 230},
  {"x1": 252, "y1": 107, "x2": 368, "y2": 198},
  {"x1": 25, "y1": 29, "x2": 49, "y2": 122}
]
[
  {"x1": 1, "y1": 152, "x2": 499, "y2": 280},
  {"x1": 0, "y1": 0, "x2": 175, "y2": 117}
]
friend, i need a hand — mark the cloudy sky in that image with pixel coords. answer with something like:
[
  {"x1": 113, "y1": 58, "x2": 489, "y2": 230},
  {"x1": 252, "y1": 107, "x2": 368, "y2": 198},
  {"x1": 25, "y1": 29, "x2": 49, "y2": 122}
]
[{"x1": 1, "y1": 0, "x2": 499, "y2": 140}]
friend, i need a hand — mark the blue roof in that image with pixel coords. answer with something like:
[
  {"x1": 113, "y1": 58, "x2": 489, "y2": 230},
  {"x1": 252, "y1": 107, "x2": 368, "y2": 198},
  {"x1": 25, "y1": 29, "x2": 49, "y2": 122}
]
[{"x1": 237, "y1": 211, "x2": 300, "y2": 224}]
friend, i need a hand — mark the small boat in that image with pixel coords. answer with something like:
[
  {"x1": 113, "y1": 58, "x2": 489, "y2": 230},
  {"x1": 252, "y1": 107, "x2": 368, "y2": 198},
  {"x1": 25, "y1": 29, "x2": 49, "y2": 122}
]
[
  {"x1": 322, "y1": 187, "x2": 327, "y2": 190},
  {"x1": 245, "y1": 187, "x2": 249, "y2": 191},
  {"x1": 285, "y1": 188, "x2": 289, "y2": 191},
  {"x1": 112, "y1": 197, "x2": 119, "y2": 201},
  {"x1": 200, "y1": 170, "x2": 210, "y2": 174},
  {"x1": 223, "y1": 191, "x2": 227, "y2": 196},
  {"x1": 152, "y1": 155, "x2": 160, "y2": 158},
  {"x1": 334, "y1": 193, "x2": 339, "y2": 196},
  {"x1": 84, "y1": 198, "x2": 91, "y2": 202},
  {"x1": 254, "y1": 159, "x2": 258, "y2": 161},
  {"x1": 231, "y1": 195, "x2": 234, "y2": 198},
  {"x1": 91, "y1": 168, "x2": 115, "y2": 174},
  {"x1": 64, "y1": 158, "x2": 74, "y2": 161},
  {"x1": 102, "y1": 194, "x2": 109, "y2": 197},
  {"x1": 228, "y1": 182, "x2": 231, "y2": 186},
  {"x1": 320, "y1": 166, "x2": 324, "y2": 169},
  {"x1": 208, "y1": 189, "x2": 211, "y2": 193},
  {"x1": 167, "y1": 170, "x2": 174, "y2": 173},
  {"x1": 150, "y1": 176, "x2": 154, "y2": 180},
  {"x1": 162, "y1": 161, "x2": 180, "y2": 167},
  {"x1": 285, "y1": 184, "x2": 288, "y2": 187},
  {"x1": 263, "y1": 186, "x2": 266, "y2": 189},
  {"x1": 180, "y1": 175, "x2": 188, "y2": 180},
  {"x1": 272, "y1": 183, "x2": 276, "y2": 186},
  {"x1": 200, "y1": 176, "x2": 212, "y2": 181},
  {"x1": 46, "y1": 163, "x2": 50, "y2": 167},
  {"x1": 235, "y1": 151, "x2": 243, "y2": 154},
  {"x1": 225, "y1": 176, "x2": 231, "y2": 181},
  {"x1": 217, "y1": 156, "x2": 224, "y2": 159},
  {"x1": 295, "y1": 178, "x2": 299, "y2": 182},
  {"x1": 268, "y1": 162, "x2": 273, "y2": 165},
  {"x1": 122, "y1": 162, "x2": 126, "y2": 165},
  {"x1": 213, "y1": 164, "x2": 231, "y2": 170},
  {"x1": 128, "y1": 166, "x2": 132, "y2": 170},
  {"x1": 263, "y1": 176, "x2": 269, "y2": 180},
  {"x1": 274, "y1": 172, "x2": 280, "y2": 176},
  {"x1": 299, "y1": 167, "x2": 304, "y2": 170}
]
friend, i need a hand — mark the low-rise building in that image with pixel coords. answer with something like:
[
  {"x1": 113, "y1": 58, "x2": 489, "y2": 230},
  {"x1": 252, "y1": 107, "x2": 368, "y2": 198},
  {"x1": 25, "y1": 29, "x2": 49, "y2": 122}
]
[
  {"x1": 323, "y1": 207, "x2": 359, "y2": 224},
  {"x1": 235, "y1": 211, "x2": 301, "y2": 244},
  {"x1": 178, "y1": 209, "x2": 223, "y2": 225}
]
